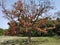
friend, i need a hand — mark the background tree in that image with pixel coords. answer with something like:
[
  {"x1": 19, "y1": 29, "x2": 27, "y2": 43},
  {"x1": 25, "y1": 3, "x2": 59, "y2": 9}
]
[
  {"x1": 1, "y1": 0, "x2": 55, "y2": 45},
  {"x1": 0, "y1": 28, "x2": 4, "y2": 36}
]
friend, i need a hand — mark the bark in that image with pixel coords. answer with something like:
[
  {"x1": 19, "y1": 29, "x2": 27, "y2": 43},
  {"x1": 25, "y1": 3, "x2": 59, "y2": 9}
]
[
  {"x1": 27, "y1": 36, "x2": 31, "y2": 45},
  {"x1": 27, "y1": 31, "x2": 31, "y2": 45}
]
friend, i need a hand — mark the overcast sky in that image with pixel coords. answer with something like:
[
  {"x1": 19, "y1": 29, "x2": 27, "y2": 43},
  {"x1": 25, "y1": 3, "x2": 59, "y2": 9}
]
[{"x1": 0, "y1": 0, "x2": 60, "y2": 29}]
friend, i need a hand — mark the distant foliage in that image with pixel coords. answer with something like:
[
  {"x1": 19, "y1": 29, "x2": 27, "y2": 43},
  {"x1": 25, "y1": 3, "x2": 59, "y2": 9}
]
[{"x1": 0, "y1": 28, "x2": 4, "y2": 35}]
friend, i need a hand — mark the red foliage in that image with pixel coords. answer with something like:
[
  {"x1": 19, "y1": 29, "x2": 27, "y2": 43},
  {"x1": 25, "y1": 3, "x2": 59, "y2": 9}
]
[{"x1": 2, "y1": 0, "x2": 55, "y2": 36}]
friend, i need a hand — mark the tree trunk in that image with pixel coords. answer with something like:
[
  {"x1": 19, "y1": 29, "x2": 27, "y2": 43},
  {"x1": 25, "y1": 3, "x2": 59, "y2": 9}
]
[
  {"x1": 27, "y1": 36, "x2": 31, "y2": 45},
  {"x1": 27, "y1": 31, "x2": 31, "y2": 45}
]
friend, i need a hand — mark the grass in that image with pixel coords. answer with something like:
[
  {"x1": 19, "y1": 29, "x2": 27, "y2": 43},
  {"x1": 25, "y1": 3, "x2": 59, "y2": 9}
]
[{"x1": 0, "y1": 36, "x2": 60, "y2": 45}]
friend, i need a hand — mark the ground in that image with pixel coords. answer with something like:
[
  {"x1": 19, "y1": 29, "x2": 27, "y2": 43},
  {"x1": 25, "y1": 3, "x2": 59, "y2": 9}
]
[{"x1": 0, "y1": 36, "x2": 60, "y2": 45}]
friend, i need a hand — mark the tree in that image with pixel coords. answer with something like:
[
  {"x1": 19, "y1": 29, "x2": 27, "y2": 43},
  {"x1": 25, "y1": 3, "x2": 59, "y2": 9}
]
[
  {"x1": 1, "y1": 0, "x2": 55, "y2": 45},
  {"x1": 55, "y1": 23, "x2": 60, "y2": 35},
  {"x1": 57, "y1": 18, "x2": 60, "y2": 22},
  {"x1": 0, "y1": 28, "x2": 4, "y2": 36}
]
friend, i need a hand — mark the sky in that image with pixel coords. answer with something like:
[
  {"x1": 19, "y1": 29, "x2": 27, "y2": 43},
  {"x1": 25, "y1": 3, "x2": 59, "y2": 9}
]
[{"x1": 0, "y1": 0, "x2": 60, "y2": 29}]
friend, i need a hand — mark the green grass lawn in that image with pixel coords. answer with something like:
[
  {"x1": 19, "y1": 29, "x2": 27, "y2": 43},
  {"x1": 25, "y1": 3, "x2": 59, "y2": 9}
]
[
  {"x1": 0, "y1": 36, "x2": 60, "y2": 45},
  {"x1": 32, "y1": 37, "x2": 60, "y2": 45}
]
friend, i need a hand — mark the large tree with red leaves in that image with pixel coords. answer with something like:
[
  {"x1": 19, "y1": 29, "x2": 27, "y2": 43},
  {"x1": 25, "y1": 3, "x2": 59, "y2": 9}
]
[{"x1": 1, "y1": 0, "x2": 55, "y2": 45}]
